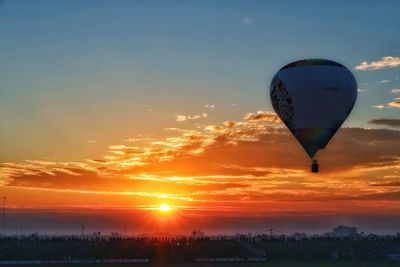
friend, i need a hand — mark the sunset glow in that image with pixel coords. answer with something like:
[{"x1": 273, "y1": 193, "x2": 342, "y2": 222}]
[
  {"x1": 159, "y1": 204, "x2": 171, "y2": 212},
  {"x1": 0, "y1": 1, "x2": 399, "y2": 235}
]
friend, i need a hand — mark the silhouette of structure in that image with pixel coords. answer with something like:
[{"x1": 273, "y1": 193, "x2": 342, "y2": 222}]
[
  {"x1": 332, "y1": 225, "x2": 358, "y2": 237},
  {"x1": 311, "y1": 159, "x2": 319, "y2": 173},
  {"x1": 2, "y1": 196, "x2": 5, "y2": 235}
]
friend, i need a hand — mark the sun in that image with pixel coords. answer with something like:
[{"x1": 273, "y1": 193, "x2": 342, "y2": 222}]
[{"x1": 159, "y1": 204, "x2": 171, "y2": 212}]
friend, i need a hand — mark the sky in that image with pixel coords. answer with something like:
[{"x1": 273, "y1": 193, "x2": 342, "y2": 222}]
[{"x1": 0, "y1": 0, "x2": 399, "y2": 235}]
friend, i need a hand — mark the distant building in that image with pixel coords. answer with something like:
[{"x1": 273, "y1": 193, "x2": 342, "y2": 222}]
[
  {"x1": 111, "y1": 232, "x2": 123, "y2": 237},
  {"x1": 293, "y1": 232, "x2": 306, "y2": 240},
  {"x1": 192, "y1": 229, "x2": 205, "y2": 238},
  {"x1": 332, "y1": 225, "x2": 357, "y2": 237}
]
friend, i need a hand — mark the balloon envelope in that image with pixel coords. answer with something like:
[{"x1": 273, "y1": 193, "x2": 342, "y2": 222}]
[{"x1": 270, "y1": 59, "x2": 357, "y2": 158}]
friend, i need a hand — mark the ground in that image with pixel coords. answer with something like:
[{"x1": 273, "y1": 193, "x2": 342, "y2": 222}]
[{"x1": 11, "y1": 262, "x2": 398, "y2": 267}]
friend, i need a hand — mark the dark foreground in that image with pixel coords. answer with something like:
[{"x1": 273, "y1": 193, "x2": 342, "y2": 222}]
[
  {"x1": 5, "y1": 262, "x2": 400, "y2": 267},
  {"x1": 0, "y1": 235, "x2": 399, "y2": 265}
]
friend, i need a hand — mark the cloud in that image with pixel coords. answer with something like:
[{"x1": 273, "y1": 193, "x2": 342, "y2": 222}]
[
  {"x1": 2, "y1": 110, "x2": 400, "y2": 220},
  {"x1": 388, "y1": 97, "x2": 400, "y2": 108},
  {"x1": 0, "y1": 161, "x2": 99, "y2": 189},
  {"x1": 205, "y1": 104, "x2": 215, "y2": 108},
  {"x1": 4, "y1": 168, "x2": 246, "y2": 199},
  {"x1": 90, "y1": 127, "x2": 218, "y2": 169},
  {"x1": 370, "y1": 182, "x2": 400, "y2": 187},
  {"x1": 5, "y1": 112, "x2": 400, "y2": 181},
  {"x1": 175, "y1": 114, "x2": 188, "y2": 122},
  {"x1": 355, "y1": 56, "x2": 400, "y2": 70},
  {"x1": 379, "y1": 80, "x2": 390, "y2": 84},
  {"x1": 243, "y1": 111, "x2": 280, "y2": 123},
  {"x1": 357, "y1": 88, "x2": 367, "y2": 93},
  {"x1": 352, "y1": 191, "x2": 400, "y2": 201},
  {"x1": 61, "y1": 119, "x2": 400, "y2": 180},
  {"x1": 369, "y1": 118, "x2": 400, "y2": 128},
  {"x1": 391, "y1": 88, "x2": 400, "y2": 94},
  {"x1": 242, "y1": 17, "x2": 255, "y2": 25},
  {"x1": 372, "y1": 104, "x2": 385, "y2": 109},
  {"x1": 175, "y1": 113, "x2": 207, "y2": 122}
]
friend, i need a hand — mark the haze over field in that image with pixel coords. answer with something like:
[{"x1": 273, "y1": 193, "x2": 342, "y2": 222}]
[{"x1": 0, "y1": 0, "x2": 399, "y2": 235}]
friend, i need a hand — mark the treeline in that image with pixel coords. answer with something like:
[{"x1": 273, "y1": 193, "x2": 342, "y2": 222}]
[{"x1": 0, "y1": 235, "x2": 399, "y2": 262}]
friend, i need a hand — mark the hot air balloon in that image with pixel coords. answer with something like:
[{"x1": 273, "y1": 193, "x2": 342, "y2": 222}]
[{"x1": 269, "y1": 59, "x2": 357, "y2": 172}]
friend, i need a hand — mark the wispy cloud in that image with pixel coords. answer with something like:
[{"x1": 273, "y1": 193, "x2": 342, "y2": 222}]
[
  {"x1": 370, "y1": 181, "x2": 400, "y2": 187},
  {"x1": 372, "y1": 104, "x2": 385, "y2": 109},
  {"x1": 355, "y1": 56, "x2": 400, "y2": 70},
  {"x1": 391, "y1": 88, "x2": 400, "y2": 94},
  {"x1": 379, "y1": 80, "x2": 390, "y2": 84},
  {"x1": 369, "y1": 118, "x2": 400, "y2": 128},
  {"x1": 175, "y1": 113, "x2": 207, "y2": 122},
  {"x1": 243, "y1": 111, "x2": 280, "y2": 122},
  {"x1": 2, "y1": 110, "x2": 400, "y2": 216}
]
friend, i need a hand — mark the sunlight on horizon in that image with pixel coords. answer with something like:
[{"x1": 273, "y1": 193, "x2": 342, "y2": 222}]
[{"x1": 159, "y1": 203, "x2": 171, "y2": 212}]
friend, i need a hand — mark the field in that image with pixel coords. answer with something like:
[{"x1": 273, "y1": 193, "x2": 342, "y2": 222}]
[
  {"x1": 2, "y1": 236, "x2": 399, "y2": 266},
  {"x1": 10, "y1": 262, "x2": 399, "y2": 267}
]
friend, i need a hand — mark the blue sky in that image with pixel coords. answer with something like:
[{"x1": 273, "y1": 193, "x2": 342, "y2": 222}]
[{"x1": 0, "y1": 0, "x2": 399, "y2": 161}]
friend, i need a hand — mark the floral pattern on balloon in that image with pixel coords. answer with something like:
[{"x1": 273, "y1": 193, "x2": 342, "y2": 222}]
[{"x1": 270, "y1": 77, "x2": 294, "y2": 126}]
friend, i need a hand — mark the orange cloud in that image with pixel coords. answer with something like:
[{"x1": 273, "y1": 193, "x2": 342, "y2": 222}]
[
  {"x1": 388, "y1": 97, "x2": 400, "y2": 108},
  {"x1": 243, "y1": 111, "x2": 280, "y2": 122},
  {"x1": 1, "y1": 110, "x2": 399, "y2": 219}
]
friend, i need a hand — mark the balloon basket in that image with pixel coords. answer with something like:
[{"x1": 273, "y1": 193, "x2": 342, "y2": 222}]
[{"x1": 311, "y1": 160, "x2": 319, "y2": 173}]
